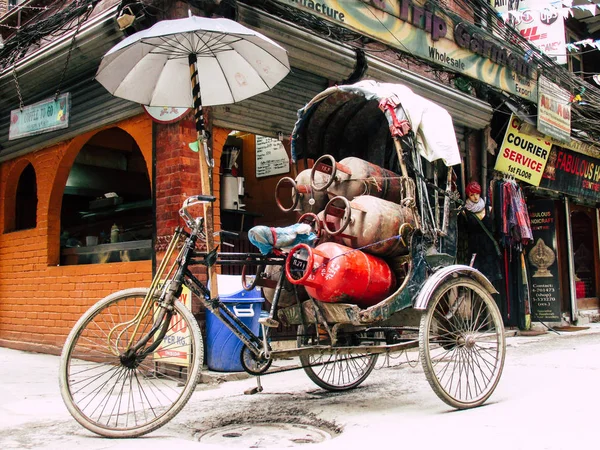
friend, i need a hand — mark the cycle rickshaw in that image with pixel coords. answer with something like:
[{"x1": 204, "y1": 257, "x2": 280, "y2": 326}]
[{"x1": 59, "y1": 80, "x2": 505, "y2": 438}]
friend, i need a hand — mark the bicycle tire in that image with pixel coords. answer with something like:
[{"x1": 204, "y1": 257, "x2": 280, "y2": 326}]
[
  {"x1": 59, "y1": 288, "x2": 203, "y2": 438},
  {"x1": 419, "y1": 277, "x2": 505, "y2": 409},
  {"x1": 297, "y1": 324, "x2": 378, "y2": 391}
]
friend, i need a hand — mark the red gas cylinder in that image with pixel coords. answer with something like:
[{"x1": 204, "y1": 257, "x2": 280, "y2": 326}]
[
  {"x1": 275, "y1": 170, "x2": 329, "y2": 214},
  {"x1": 285, "y1": 242, "x2": 395, "y2": 308},
  {"x1": 310, "y1": 154, "x2": 402, "y2": 202},
  {"x1": 322, "y1": 195, "x2": 416, "y2": 257}
]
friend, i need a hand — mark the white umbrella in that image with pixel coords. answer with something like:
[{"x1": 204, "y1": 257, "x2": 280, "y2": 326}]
[
  {"x1": 95, "y1": 15, "x2": 290, "y2": 301},
  {"x1": 96, "y1": 16, "x2": 290, "y2": 107}
]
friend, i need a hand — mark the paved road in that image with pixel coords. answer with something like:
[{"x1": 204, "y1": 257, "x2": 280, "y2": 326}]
[{"x1": 1, "y1": 324, "x2": 599, "y2": 449}]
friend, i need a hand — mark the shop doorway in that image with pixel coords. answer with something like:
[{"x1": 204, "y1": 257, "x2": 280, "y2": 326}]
[{"x1": 570, "y1": 204, "x2": 600, "y2": 310}]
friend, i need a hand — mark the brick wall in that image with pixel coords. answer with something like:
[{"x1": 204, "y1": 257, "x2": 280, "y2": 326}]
[
  {"x1": 0, "y1": 115, "x2": 153, "y2": 354},
  {"x1": 153, "y1": 111, "x2": 230, "y2": 317},
  {"x1": 154, "y1": 113, "x2": 227, "y2": 255}
]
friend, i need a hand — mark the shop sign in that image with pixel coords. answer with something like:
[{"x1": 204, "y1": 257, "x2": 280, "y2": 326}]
[
  {"x1": 276, "y1": 0, "x2": 538, "y2": 101},
  {"x1": 154, "y1": 282, "x2": 192, "y2": 366},
  {"x1": 494, "y1": 114, "x2": 552, "y2": 186},
  {"x1": 526, "y1": 199, "x2": 561, "y2": 322},
  {"x1": 540, "y1": 146, "x2": 600, "y2": 202},
  {"x1": 256, "y1": 135, "x2": 290, "y2": 178},
  {"x1": 9, "y1": 93, "x2": 70, "y2": 140},
  {"x1": 537, "y1": 76, "x2": 571, "y2": 143},
  {"x1": 495, "y1": 0, "x2": 567, "y2": 65},
  {"x1": 142, "y1": 105, "x2": 190, "y2": 124}
]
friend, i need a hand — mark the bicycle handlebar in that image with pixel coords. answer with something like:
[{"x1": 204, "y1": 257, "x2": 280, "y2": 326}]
[{"x1": 179, "y1": 195, "x2": 216, "y2": 228}]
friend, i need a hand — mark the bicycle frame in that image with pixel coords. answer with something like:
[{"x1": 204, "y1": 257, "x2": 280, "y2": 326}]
[{"x1": 114, "y1": 195, "x2": 289, "y2": 366}]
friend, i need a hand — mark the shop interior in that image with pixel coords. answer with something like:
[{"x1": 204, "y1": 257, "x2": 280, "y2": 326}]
[
  {"x1": 60, "y1": 128, "x2": 152, "y2": 265},
  {"x1": 218, "y1": 131, "x2": 302, "y2": 274}
]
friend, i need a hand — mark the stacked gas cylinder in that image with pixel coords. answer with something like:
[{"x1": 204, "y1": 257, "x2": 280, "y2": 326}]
[{"x1": 275, "y1": 154, "x2": 417, "y2": 308}]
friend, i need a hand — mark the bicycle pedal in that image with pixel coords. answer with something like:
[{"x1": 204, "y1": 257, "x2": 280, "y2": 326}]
[{"x1": 258, "y1": 317, "x2": 279, "y2": 328}]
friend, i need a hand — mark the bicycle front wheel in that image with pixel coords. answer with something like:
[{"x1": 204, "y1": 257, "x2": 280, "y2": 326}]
[{"x1": 59, "y1": 288, "x2": 203, "y2": 438}]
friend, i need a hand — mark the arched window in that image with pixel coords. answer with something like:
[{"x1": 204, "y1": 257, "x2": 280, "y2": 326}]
[
  {"x1": 15, "y1": 163, "x2": 38, "y2": 231},
  {"x1": 60, "y1": 128, "x2": 152, "y2": 265}
]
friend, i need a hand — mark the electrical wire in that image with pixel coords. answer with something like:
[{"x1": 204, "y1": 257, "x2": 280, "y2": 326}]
[{"x1": 0, "y1": 0, "x2": 101, "y2": 72}]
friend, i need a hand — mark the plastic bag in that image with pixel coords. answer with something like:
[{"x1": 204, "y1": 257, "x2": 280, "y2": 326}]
[{"x1": 248, "y1": 223, "x2": 317, "y2": 255}]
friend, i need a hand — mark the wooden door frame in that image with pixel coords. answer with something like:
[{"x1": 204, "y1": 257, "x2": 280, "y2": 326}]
[{"x1": 569, "y1": 203, "x2": 600, "y2": 311}]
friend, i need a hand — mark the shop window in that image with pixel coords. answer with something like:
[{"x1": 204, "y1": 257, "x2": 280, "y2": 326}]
[
  {"x1": 60, "y1": 128, "x2": 152, "y2": 265},
  {"x1": 571, "y1": 210, "x2": 596, "y2": 299},
  {"x1": 14, "y1": 163, "x2": 38, "y2": 231}
]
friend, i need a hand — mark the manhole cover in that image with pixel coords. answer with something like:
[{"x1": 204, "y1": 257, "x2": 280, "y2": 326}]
[{"x1": 198, "y1": 422, "x2": 333, "y2": 447}]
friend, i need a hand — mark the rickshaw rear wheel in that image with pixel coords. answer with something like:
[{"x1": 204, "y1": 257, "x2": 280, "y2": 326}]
[
  {"x1": 419, "y1": 276, "x2": 505, "y2": 409},
  {"x1": 297, "y1": 324, "x2": 378, "y2": 391}
]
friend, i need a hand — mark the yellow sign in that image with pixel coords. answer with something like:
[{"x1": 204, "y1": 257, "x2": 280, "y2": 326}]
[
  {"x1": 495, "y1": 115, "x2": 552, "y2": 186},
  {"x1": 275, "y1": 0, "x2": 537, "y2": 101},
  {"x1": 154, "y1": 282, "x2": 192, "y2": 366}
]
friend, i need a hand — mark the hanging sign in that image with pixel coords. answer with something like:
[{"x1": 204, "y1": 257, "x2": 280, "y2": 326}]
[
  {"x1": 527, "y1": 199, "x2": 561, "y2": 322},
  {"x1": 154, "y1": 281, "x2": 192, "y2": 367},
  {"x1": 537, "y1": 75, "x2": 571, "y2": 143},
  {"x1": 9, "y1": 93, "x2": 70, "y2": 140},
  {"x1": 142, "y1": 105, "x2": 190, "y2": 124},
  {"x1": 540, "y1": 146, "x2": 600, "y2": 202},
  {"x1": 494, "y1": 115, "x2": 552, "y2": 186},
  {"x1": 255, "y1": 135, "x2": 290, "y2": 178}
]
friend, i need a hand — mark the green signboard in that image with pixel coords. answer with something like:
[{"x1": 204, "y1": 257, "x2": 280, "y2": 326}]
[
  {"x1": 9, "y1": 93, "x2": 70, "y2": 140},
  {"x1": 277, "y1": 0, "x2": 538, "y2": 101}
]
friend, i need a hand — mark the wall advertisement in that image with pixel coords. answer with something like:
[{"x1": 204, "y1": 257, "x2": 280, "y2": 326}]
[
  {"x1": 154, "y1": 283, "x2": 193, "y2": 366},
  {"x1": 527, "y1": 199, "x2": 561, "y2": 322},
  {"x1": 537, "y1": 75, "x2": 571, "y2": 143},
  {"x1": 495, "y1": 0, "x2": 567, "y2": 65},
  {"x1": 494, "y1": 114, "x2": 552, "y2": 186},
  {"x1": 277, "y1": 0, "x2": 538, "y2": 101}
]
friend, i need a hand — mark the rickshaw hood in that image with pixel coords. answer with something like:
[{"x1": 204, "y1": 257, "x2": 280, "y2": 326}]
[{"x1": 291, "y1": 80, "x2": 460, "y2": 167}]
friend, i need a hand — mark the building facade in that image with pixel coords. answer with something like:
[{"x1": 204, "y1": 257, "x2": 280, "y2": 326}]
[{"x1": 1, "y1": 0, "x2": 599, "y2": 353}]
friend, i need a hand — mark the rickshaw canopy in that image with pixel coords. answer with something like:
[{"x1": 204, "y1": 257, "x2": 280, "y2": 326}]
[{"x1": 291, "y1": 80, "x2": 461, "y2": 168}]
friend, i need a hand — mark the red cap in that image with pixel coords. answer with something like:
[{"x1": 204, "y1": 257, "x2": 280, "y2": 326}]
[{"x1": 466, "y1": 181, "x2": 482, "y2": 196}]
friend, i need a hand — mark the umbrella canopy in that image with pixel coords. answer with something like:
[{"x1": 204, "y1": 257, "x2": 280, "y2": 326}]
[{"x1": 95, "y1": 16, "x2": 290, "y2": 107}]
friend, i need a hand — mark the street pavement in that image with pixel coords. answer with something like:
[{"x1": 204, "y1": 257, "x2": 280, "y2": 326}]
[{"x1": 1, "y1": 323, "x2": 600, "y2": 450}]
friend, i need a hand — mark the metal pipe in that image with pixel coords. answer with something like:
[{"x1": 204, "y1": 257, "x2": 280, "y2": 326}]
[{"x1": 564, "y1": 197, "x2": 578, "y2": 323}]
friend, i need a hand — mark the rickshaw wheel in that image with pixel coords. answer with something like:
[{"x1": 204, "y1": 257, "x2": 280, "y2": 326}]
[
  {"x1": 419, "y1": 276, "x2": 505, "y2": 409},
  {"x1": 297, "y1": 324, "x2": 378, "y2": 391},
  {"x1": 240, "y1": 345, "x2": 272, "y2": 375}
]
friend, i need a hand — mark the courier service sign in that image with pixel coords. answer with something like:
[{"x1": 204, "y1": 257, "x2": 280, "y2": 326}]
[{"x1": 494, "y1": 115, "x2": 552, "y2": 186}]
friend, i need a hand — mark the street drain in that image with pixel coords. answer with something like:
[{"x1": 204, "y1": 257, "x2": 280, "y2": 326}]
[{"x1": 198, "y1": 422, "x2": 334, "y2": 447}]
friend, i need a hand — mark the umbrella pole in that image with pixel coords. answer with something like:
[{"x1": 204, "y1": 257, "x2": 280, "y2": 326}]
[{"x1": 189, "y1": 55, "x2": 220, "y2": 301}]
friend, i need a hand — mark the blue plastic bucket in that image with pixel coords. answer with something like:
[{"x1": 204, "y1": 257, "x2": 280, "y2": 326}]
[{"x1": 205, "y1": 288, "x2": 264, "y2": 372}]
